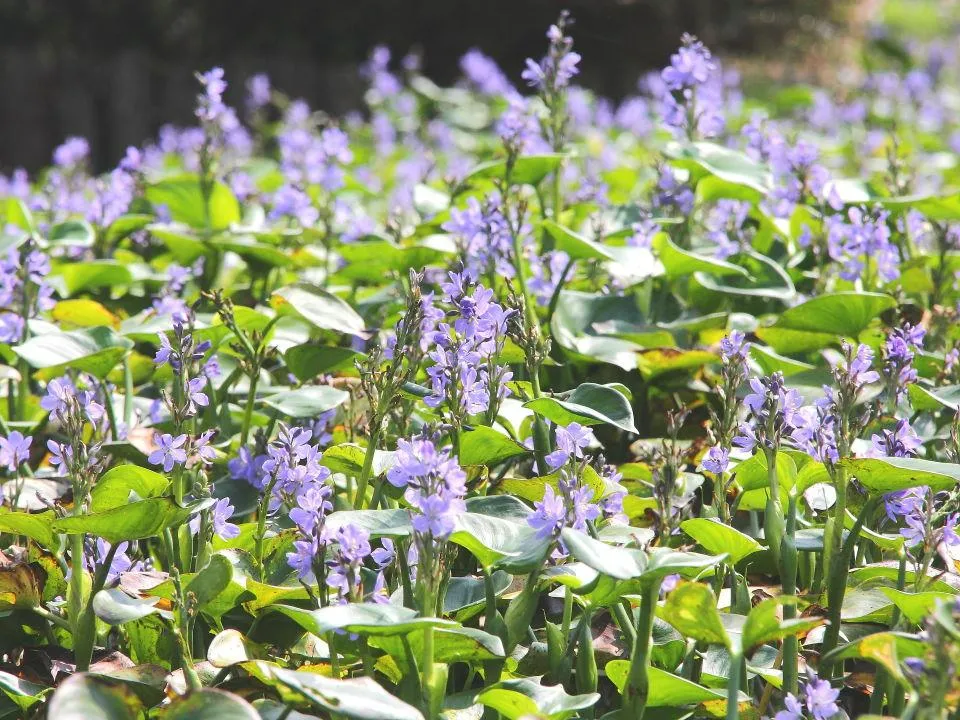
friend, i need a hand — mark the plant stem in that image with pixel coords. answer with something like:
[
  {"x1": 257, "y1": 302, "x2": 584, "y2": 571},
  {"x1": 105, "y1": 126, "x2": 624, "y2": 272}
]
[
  {"x1": 254, "y1": 475, "x2": 280, "y2": 582},
  {"x1": 70, "y1": 533, "x2": 94, "y2": 671},
  {"x1": 781, "y1": 492, "x2": 799, "y2": 696},
  {"x1": 239, "y1": 372, "x2": 259, "y2": 447},
  {"x1": 726, "y1": 649, "x2": 742, "y2": 720},
  {"x1": 624, "y1": 581, "x2": 659, "y2": 719},
  {"x1": 354, "y1": 421, "x2": 382, "y2": 508}
]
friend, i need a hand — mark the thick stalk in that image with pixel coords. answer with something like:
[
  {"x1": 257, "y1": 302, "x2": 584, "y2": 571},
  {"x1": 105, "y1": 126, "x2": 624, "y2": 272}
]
[
  {"x1": 725, "y1": 649, "x2": 742, "y2": 720},
  {"x1": 239, "y1": 372, "x2": 260, "y2": 447},
  {"x1": 624, "y1": 581, "x2": 659, "y2": 719},
  {"x1": 354, "y1": 420, "x2": 382, "y2": 508},
  {"x1": 781, "y1": 493, "x2": 799, "y2": 695},
  {"x1": 123, "y1": 355, "x2": 134, "y2": 426},
  {"x1": 70, "y1": 533, "x2": 95, "y2": 671},
  {"x1": 254, "y1": 475, "x2": 280, "y2": 582}
]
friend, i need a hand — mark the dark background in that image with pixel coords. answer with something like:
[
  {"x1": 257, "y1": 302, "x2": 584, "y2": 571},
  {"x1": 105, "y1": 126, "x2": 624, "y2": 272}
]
[{"x1": 0, "y1": 0, "x2": 846, "y2": 173}]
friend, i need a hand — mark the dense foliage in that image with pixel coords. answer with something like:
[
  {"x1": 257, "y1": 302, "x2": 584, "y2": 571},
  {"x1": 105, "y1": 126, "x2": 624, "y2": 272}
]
[{"x1": 2, "y1": 8, "x2": 960, "y2": 720}]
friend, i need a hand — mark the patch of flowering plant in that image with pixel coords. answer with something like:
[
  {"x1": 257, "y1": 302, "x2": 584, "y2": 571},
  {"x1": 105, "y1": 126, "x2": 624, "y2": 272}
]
[{"x1": 1, "y1": 4, "x2": 960, "y2": 718}]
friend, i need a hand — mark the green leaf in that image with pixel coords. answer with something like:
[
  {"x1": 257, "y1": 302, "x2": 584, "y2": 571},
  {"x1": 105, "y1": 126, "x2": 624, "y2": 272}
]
[
  {"x1": 475, "y1": 677, "x2": 599, "y2": 720},
  {"x1": 821, "y1": 631, "x2": 928, "y2": 685},
  {"x1": 908, "y1": 383, "x2": 960, "y2": 412},
  {"x1": 0, "y1": 510, "x2": 56, "y2": 548},
  {"x1": 458, "y1": 426, "x2": 530, "y2": 466},
  {"x1": 652, "y1": 233, "x2": 749, "y2": 279},
  {"x1": 525, "y1": 382, "x2": 637, "y2": 434},
  {"x1": 775, "y1": 292, "x2": 896, "y2": 337},
  {"x1": 636, "y1": 348, "x2": 718, "y2": 380},
  {"x1": 13, "y1": 326, "x2": 133, "y2": 379},
  {"x1": 750, "y1": 345, "x2": 815, "y2": 376},
  {"x1": 321, "y1": 443, "x2": 396, "y2": 477},
  {"x1": 326, "y1": 509, "x2": 412, "y2": 538},
  {"x1": 466, "y1": 154, "x2": 564, "y2": 186},
  {"x1": 452, "y1": 514, "x2": 549, "y2": 572},
  {"x1": 53, "y1": 498, "x2": 211, "y2": 544},
  {"x1": 210, "y1": 237, "x2": 293, "y2": 268},
  {"x1": 207, "y1": 629, "x2": 268, "y2": 668},
  {"x1": 52, "y1": 261, "x2": 133, "y2": 296},
  {"x1": 657, "y1": 581, "x2": 729, "y2": 648},
  {"x1": 105, "y1": 214, "x2": 154, "y2": 245},
  {"x1": 47, "y1": 673, "x2": 144, "y2": 720},
  {"x1": 755, "y1": 326, "x2": 837, "y2": 354},
  {"x1": 878, "y1": 587, "x2": 957, "y2": 625},
  {"x1": 371, "y1": 625, "x2": 504, "y2": 666},
  {"x1": 90, "y1": 465, "x2": 170, "y2": 512},
  {"x1": 265, "y1": 664, "x2": 425, "y2": 720},
  {"x1": 145, "y1": 175, "x2": 240, "y2": 230},
  {"x1": 267, "y1": 603, "x2": 456, "y2": 637},
  {"x1": 147, "y1": 224, "x2": 207, "y2": 264},
  {"x1": 0, "y1": 670, "x2": 50, "y2": 711},
  {"x1": 680, "y1": 518, "x2": 762, "y2": 565},
  {"x1": 48, "y1": 219, "x2": 95, "y2": 247},
  {"x1": 667, "y1": 141, "x2": 771, "y2": 195},
  {"x1": 186, "y1": 554, "x2": 234, "y2": 609},
  {"x1": 272, "y1": 283, "x2": 367, "y2": 337},
  {"x1": 160, "y1": 688, "x2": 260, "y2": 719},
  {"x1": 643, "y1": 548, "x2": 725, "y2": 584},
  {"x1": 52, "y1": 299, "x2": 118, "y2": 328},
  {"x1": 284, "y1": 345, "x2": 364, "y2": 382},
  {"x1": 259, "y1": 385, "x2": 350, "y2": 417},
  {"x1": 560, "y1": 528, "x2": 647, "y2": 580},
  {"x1": 742, "y1": 597, "x2": 825, "y2": 652},
  {"x1": 335, "y1": 237, "x2": 454, "y2": 282},
  {"x1": 605, "y1": 661, "x2": 725, "y2": 706},
  {"x1": 693, "y1": 250, "x2": 795, "y2": 301},
  {"x1": 541, "y1": 220, "x2": 614, "y2": 261},
  {"x1": 92, "y1": 588, "x2": 163, "y2": 626},
  {"x1": 839, "y1": 456, "x2": 960, "y2": 493}
]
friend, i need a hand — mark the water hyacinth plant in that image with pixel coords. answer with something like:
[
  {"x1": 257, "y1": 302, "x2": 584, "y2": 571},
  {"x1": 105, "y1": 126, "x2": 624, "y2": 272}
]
[{"x1": 3, "y1": 4, "x2": 960, "y2": 719}]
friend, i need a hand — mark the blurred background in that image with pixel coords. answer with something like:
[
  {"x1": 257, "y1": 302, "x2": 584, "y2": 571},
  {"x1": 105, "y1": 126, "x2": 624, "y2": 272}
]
[{"x1": 0, "y1": 0, "x2": 858, "y2": 173}]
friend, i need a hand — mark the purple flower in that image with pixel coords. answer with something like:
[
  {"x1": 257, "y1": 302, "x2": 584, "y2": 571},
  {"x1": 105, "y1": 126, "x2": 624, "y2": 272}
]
[
  {"x1": 0, "y1": 431, "x2": 31, "y2": 471},
  {"x1": 866, "y1": 419, "x2": 922, "y2": 459},
  {"x1": 774, "y1": 694, "x2": 803, "y2": 720},
  {"x1": 190, "y1": 497, "x2": 240, "y2": 540},
  {"x1": 719, "y1": 330, "x2": 749, "y2": 362},
  {"x1": 287, "y1": 538, "x2": 318, "y2": 580},
  {"x1": 804, "y1": 674, "x2": 840, "y2": 720},
  {"x1": 701, "y1": 446, "x2": 730, "y2": 475},
  {"x1": 187, "y1": 377, "x2": 209, "y2": 413},
  {"x1": 246, "y1": 73, "x2": 271, "y2": 109},
  {"x1": 148, "y1": 433, "x2": 188, "y2": 472},
  {"x1": 545, "y1": 422, "x2": 595, "y2": 471},
  {"x1": 193, "y1": 430, "x2": 217, "y2": 464},
  {"x1": 326, "y1": 524, "x2": 372, "y2": 596},
  {"x1": 528, "y1": 485, "x2": 567, "y2": 540},
  {"x1": 89, "y1": 539, "x2": 139, "y2": 583}
]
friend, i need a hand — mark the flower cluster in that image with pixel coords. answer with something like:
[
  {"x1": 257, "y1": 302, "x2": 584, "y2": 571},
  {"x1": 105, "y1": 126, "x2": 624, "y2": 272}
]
[
  {"x1": 826, "y1": 206, "x2": 900, "y2": 285},
  {"x1": 775, "y1": 670, "x2": 841, "y2": 720},
  {"x1": 527, "y1": 470, "x2": 601, "y2": 543},
  {"x1": 881, "y1": 322, "x2": 925, "y2": 403},
  {"x1": 653, "y1": 34, "x2": 725, "y2": 139},
  {"x1": 733, "y1": 372, "x2": 804, "y2": 453},
  {"x1": 387, "y1": 436, "x2": 467, "y2": 542},
  {"x1": 0, "y1": 244, "x2": 54, "y2": 343},
  {"x1": 442, "y1": 194, "x2": 516, "y2": 280}
]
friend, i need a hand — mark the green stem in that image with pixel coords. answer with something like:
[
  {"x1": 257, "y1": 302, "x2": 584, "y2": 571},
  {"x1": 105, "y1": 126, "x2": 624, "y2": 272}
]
[
  {"x1": 354, "y1": 421, "x2": 382, "y2": 508},
  {"x1": 123, "y1": 355, "x2": 134, "y2": 427},
  {"x1": 781, "y1": 493, "x2": 799, "y2": 696},
  {"x1": 239, "y1": 372, "x2": 260, "y2": 448},
  {"x1": 725, "y1": 649, "x2": 742, "y2": 720},
  {"x1": 70, "y1": 533, "x2": 94, "y2": 671},
  {"x1": 254, "y1": 475, "x2": 280, "y2": 582},
  {"x1": 624, "y1": 581, "x2": 659, "y2": 719}
]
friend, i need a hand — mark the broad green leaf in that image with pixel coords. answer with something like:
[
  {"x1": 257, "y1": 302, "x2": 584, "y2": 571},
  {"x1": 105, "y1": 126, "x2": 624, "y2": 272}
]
[
  {"x1": 667, "y1": 141, "x2": 771, "y2": 195},
  {"x1": 475, "y1": 677, "x2": 599, "y2": 720},
  {"x1": 105, "y1": 214, "x2": 154, "y2": 245},
  {"x1": 320, "y1": 443, "x2": 396, "y2": 477},
  {"x1": 48, "y1": 219, "x2": 95, "y2": 247},
  {"x1": 776, "y1": 292, "x2": 896, "y2": 337},
  {"x1": 53, "y1": 498, "x2": 211, "y2": 544},
  {"x1": 0, "y1": 670, "x2": 50, "y2": 711},
  {"x1": 750, "y1": 345, "x2": 815, "y2": 376},
  {"x1": 13, "y1": 326, "x2": 133, "y2": 379},
  {"x1": 325, "y1": 509, "x2": 412, "y2": 538},
  {"x1": 145, "y1": 175, "x2": 240, "y2": 230},
  {"x1": 821, "y1": 631, "x2": 928, "y2": 685},
  {"x1": 458, "y1": 426, "x2": 530, "y2": 466},
  {"x1": 452, "y1": 514, "x2": 549, "y2": 572},
  {"x1": 186, "y1": 554, "x2": 234, "y2": 609},
  {"x1": 52, "y1": 299, "x2": 118, "y2": 329},
  {"x1": 840, "y1": 457, "x2": 960, "y2": 493},
  {"x1": 207, "y1": 629, "x2": 268, "y2": 668},
  {"x1": 265, "y1": 664, "x2": 425, "y2": 720},
  {"x1": 693, "y1": 251, "x2": 795, "y2": 301},
  {"x1": 267, "y1": 603, "x2": 456, "y2": 637},
  {"x1": 466, "y1": 154, "x2": 564, "y2": 186},
  {"x1": 643, "y1": 548, "x2": 725, "y2": 583},
  {"x1": 90, "y1": 465, "x2": 170, "y2": 512},
  {"x1": 211, "y1": 237, "x2": 292, "y2": 268},
  {"x1": 336, "y1": 238, "x2": 453, "y2": 282},
  {"x1": 161, "y1": 688, "x2": 259, "y2": 719},
  {"x1": 46, "y1": 673, "x2": 143, "y2": 720},
  {"x1": 542, "y1": 220, "x2": 614, "y2": 261},
  {"x1": 147, "y1": 223, "x2": 207, "y2": 264},
  {"x1": 0, "y1": 510, "x2": 56, "y2": 548},
  {"x1": 443, "y1": 572, "x2": 511, "y2": 615},
  {"x1": 525, "y1": 382, "x2": 637, "y2": 434},
  {"x1": 755, "y1": 326, "x2": 836, "y2": 354},
  {"x1": 605, "y1": 661, "x2": 725, "y2": 706},
  {"x1": 560, "y1": 528, "x2": 647, "y2": 580},
  {"x1": 680, "y1": 518, "x2": 762, "y2": 565},
  {"x1": 636, "y1": 348, "x2": 718, "y2": 380},
  {"x1": 272, "y1": 283, "x2": 367, "y2": 337},
  {"x1": 92, "y1": 588, "x2": 163, "y2": 626},
  {"x1": 908, "y1": 383, "x2": 960, "y2": 412},
  {"x1": 741, "y1": 597, "x2": 825, "y2": 652},
  {"x1": 371, "y1": 625, "x2": 504, "y2": 666},
  {"x1": 259, "y1": 385, "x2": 349, "y2": 417},
  {"x1": 878, "y1": 587, "x2": 957, "y2": 625},
  {"x1": 284, "y1": 345, "x2": 364, "y2": 382},
  {"x1": 652, "y1": 233, "x2": 748, "y2": 279},
  {"x1": 657, "y1": 581, "x2": 729, "y2": 647},
  {"x1": 52, "y1": 261, "x2": 133, "y2": 296}
]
